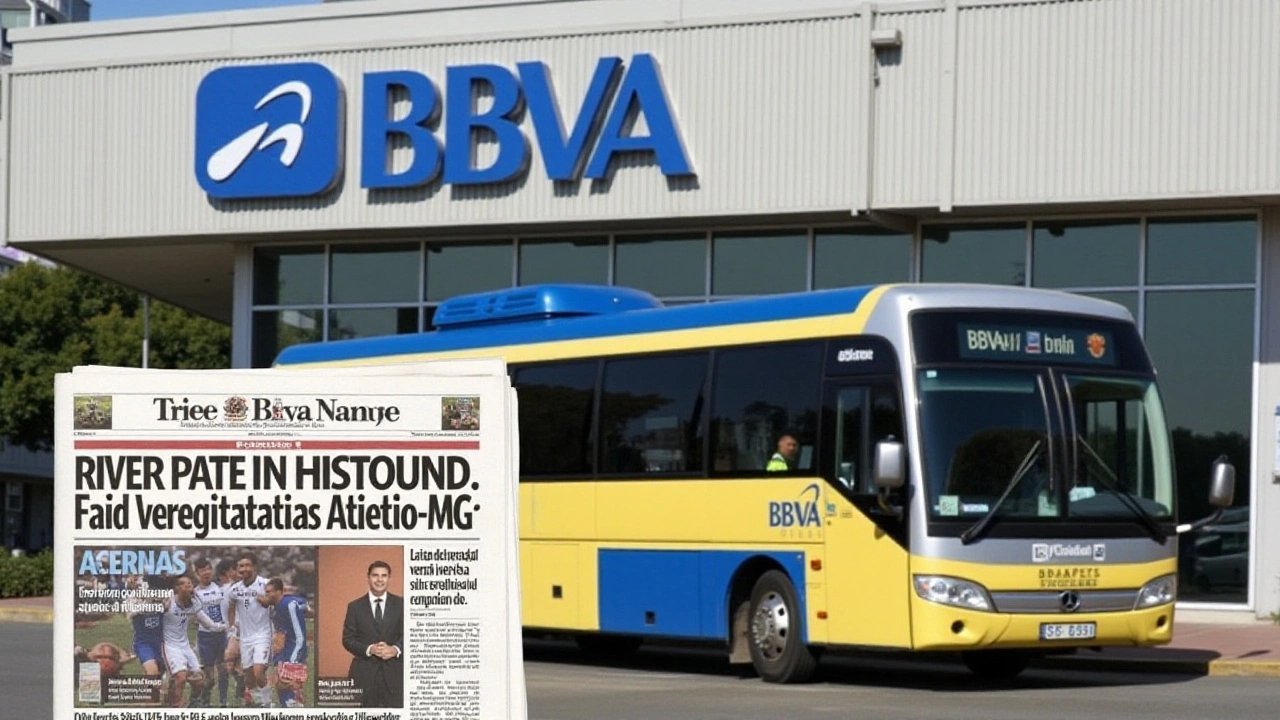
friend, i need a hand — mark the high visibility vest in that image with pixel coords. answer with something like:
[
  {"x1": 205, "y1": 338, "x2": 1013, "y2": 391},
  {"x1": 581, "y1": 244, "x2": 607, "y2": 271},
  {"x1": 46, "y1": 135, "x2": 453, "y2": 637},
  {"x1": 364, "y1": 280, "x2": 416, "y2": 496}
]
[{"x1": 766, "y1": 453, "x2": 789, "y2": 472}]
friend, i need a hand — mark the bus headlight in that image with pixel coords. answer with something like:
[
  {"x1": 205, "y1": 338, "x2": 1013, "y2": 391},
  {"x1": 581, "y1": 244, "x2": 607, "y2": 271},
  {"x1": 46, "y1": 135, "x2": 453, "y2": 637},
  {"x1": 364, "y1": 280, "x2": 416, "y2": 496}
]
[
  {"x1": 913, "y1": 575, "x2": 992, "y2": 611},
  {"x1": 1135, "y1": 574, "x2": 1176, "y2": 608}
]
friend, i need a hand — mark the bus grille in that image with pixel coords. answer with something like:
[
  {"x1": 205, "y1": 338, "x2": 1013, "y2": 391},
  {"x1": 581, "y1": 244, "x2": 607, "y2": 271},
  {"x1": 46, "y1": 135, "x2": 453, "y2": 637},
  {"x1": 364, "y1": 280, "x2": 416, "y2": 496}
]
[{"x1": 989, "y1": 589, "x2": 1138, "y2": 614}]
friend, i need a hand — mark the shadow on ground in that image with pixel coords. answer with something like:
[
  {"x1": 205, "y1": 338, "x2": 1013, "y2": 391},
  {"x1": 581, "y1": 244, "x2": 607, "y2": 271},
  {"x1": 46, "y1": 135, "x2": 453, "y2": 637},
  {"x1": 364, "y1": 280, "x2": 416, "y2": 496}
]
[{"x1": 522, "y1": 637, "x2": 1204, "y2": 692}]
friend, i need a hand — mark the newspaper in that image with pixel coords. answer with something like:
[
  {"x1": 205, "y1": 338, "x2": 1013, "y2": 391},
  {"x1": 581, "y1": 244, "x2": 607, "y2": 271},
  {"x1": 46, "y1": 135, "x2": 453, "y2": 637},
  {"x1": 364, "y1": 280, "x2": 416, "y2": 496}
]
[{"x1": 54, "y1": 361, "x2": 524, "y2": 720}]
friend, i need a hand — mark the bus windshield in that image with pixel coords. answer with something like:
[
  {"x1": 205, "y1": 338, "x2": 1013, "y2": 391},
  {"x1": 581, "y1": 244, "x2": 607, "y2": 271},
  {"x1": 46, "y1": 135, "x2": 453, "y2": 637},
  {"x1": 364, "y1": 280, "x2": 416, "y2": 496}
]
[
  {"x1": 1062, "y1": 374, "x2": 1174, "y2": 520},
  {"x1": 918, "y1": 367, "x2": 1175, "y2": 524},
  {"x1": 918, "y1": 368, "x2": 1052, "y2": 521}
]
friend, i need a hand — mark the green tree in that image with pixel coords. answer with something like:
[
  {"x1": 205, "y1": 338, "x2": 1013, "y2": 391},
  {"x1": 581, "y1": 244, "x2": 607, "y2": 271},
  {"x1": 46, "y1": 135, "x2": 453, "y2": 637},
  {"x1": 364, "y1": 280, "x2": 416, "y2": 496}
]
[{"x1": 0, "y1": 263, "x2": 230, "y2": 451}]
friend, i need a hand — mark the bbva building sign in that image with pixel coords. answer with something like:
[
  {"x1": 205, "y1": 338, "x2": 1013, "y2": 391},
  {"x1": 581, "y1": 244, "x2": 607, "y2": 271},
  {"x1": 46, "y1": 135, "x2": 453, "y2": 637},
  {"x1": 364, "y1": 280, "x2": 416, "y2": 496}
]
[{"x1": 194, "y1": 53, "x2": 695, "y2": 200}]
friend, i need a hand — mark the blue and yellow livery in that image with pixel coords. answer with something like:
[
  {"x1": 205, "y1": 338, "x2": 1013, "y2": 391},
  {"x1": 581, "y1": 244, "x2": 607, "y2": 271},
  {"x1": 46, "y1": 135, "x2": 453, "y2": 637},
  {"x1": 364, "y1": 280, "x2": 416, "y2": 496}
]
[{"x1": 276, "y1": 283, "x2": 1234, "y2": 683}]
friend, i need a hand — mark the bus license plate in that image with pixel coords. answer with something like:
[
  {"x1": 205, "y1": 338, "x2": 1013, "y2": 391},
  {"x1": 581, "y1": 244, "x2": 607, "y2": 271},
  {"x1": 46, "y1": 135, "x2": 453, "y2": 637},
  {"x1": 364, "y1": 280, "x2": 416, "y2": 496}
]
[{"x1": 1039, "y1": 622, "x2": 1096, "y2": 640}]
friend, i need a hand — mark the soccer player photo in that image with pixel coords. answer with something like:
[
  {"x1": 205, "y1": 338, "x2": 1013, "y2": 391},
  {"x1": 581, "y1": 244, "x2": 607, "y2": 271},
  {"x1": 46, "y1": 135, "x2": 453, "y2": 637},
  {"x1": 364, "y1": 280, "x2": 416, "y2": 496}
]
[{"x1": 71, "y1": 545, "x2": 317, "y2": 709}]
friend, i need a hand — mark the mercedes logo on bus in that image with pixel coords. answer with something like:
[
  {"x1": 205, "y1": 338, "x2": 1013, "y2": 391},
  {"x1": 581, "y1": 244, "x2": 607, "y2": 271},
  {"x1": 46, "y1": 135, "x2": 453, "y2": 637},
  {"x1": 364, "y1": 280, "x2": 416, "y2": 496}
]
[{"x1": 1059, "y1": 590, "x2": 1082, "y2": 613}]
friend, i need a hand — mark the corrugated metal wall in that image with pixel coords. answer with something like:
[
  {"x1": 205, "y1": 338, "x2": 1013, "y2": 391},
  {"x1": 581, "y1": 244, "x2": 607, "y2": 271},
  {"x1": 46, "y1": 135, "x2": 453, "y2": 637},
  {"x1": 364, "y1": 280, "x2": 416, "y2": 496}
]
[
  {"x1": 951, "y1": 0, "x2": 1280, "y2": 208},
  {"x1": 4, "y1": 12, "x2": 865, "y2": 242},
  {"x1": 872, "y1": 0, "x2": 1280, "y2": 210},
  {"x1": 871, "y1": 5, "x2": 947, "y2": 210},
  {"x1": 9, "y1": 0, "x2": 1280, "y2": 242}
]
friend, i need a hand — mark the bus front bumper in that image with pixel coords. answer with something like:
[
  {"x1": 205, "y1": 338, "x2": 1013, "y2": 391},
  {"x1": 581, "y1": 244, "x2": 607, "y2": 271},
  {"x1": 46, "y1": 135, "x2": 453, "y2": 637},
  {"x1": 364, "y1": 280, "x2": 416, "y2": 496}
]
[{"x1": 911, "y1": 597, "x2": 1175, "y2": 651}]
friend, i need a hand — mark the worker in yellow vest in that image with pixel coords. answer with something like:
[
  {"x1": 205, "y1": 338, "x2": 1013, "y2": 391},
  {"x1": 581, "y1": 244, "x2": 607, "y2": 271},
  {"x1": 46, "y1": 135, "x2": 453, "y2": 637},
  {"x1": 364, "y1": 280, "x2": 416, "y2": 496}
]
[{"x1": 766, "y1": 432, "x2": 799, "y2": 472}]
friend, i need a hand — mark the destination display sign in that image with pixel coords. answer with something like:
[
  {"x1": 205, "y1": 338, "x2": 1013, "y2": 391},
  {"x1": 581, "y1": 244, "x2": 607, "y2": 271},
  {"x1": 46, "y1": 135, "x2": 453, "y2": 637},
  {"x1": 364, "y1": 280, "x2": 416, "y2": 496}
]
[{"x1": 957, "y1": 324, "x2": 1116, "y2": 366}]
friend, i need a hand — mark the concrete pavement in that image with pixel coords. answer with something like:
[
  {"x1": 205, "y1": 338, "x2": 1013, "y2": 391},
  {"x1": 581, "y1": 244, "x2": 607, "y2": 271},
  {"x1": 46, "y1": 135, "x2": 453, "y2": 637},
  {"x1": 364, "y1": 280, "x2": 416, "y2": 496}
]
[{"x1": 4, "y1": 594, "x2": 1277, "y2": 677}]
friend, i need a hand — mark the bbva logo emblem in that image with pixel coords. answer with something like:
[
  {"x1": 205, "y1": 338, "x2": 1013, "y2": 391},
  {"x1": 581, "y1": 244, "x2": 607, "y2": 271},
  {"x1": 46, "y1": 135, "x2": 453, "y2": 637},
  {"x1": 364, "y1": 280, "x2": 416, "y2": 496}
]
[
  {"x1": 194, "y1": 54, "x2": 693, "y2": 201},
  {"x1": 195, "y1": 62, "x2": 345, "y2": 200},
  {"x1": 768, "y1": 483, "x2": 822, "y2": 528}
]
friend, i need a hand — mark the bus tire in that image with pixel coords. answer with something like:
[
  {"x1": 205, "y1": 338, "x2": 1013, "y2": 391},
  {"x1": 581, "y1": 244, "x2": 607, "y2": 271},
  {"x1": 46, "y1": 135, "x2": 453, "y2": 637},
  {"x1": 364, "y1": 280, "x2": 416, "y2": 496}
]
[
  {"x1": 747, "y1": 570, "x2": 818, "y2": 683},
  {"x1": 960, "y1": 650, "x2": 1032, "y2": 680}
]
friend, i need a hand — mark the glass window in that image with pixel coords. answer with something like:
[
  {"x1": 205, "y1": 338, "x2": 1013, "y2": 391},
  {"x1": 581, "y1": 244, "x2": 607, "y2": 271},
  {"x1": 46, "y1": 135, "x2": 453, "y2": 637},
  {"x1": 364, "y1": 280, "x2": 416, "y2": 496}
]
[
  {"x1": 831, "y1": 387, "x2": 866, "y2": 488},
  {"x1": 0, "y1": 11, "x2": 31, "y2": 29},
  {"x1": 712, "y1": 230, "x2": 807, "y2": 295},
  {"x1": 600, "y1": 353, "x2": 708, "y2": 474},
  {"x1": 426, "y1": 241, "x2": 514, "y2": 302},
  {"x1": 1064, "y1": 376, "x2": 1174, "y2": 520},
  {"x1": 710, "y1": 343, "x2": 822, "y2": 474},
  {"x1": 917, "y1": 369, "x2": 1051, "y2": 519},
  {"x1": 252, "y1": 309, "x2": 322, "y2": 368},
  {"x1": 330, "y1": 243, "x2": 419, "y2": 304},
  {"x1": 921, "y1": 224, "x2": 1026, "y2": 285},
  {"x1": 614, "y1": 233, "x2": 706, "y2": 297},
  {"x1": 1033, "y1": 220, "x2": 1139, "y2": 288},
  {"x1": 519, "y1": 237, "x2": 608, "y2": 285},
  {"x1": 328, "y1": 307, "x2": 419, "y2": 341},
  {"x1": 813, "y1": 228, "x2": 911, "y2": 288},
  {"x1": 1146, "y1": 217, "x2": 1256, "y2": 285},
  {"x1": 1143, "y1": 289, "x2": 1253, "y2": 603},
  {"x1": 829, "y1": 384, "x2": 904, "y2": 493},
  {"x1": 512, "y1": 362, "x2": 597, "y2": 476},
  {"x1": 254, "y1": 246, "x2": 323, "y2": 305}
]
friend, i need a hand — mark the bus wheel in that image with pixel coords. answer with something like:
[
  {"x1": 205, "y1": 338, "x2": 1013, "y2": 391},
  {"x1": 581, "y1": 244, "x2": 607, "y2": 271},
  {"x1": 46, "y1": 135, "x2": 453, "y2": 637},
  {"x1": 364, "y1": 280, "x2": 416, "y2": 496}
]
[
  {"x1": 575, "y1": 634, "x2": 643, "y2": 658},
  {"x1": 960, "y1": 650, "x2": 1032, "y2": 680},
  {"x1": 748, "y1": 570, "x2": 818, "y2": 683}
]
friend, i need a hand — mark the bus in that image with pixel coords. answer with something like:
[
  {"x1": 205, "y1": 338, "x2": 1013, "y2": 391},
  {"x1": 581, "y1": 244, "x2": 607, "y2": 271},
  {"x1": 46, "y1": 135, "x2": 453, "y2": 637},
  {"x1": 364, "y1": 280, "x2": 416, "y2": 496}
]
[{"x1": 273, "y1": 282, "x2": 1235, "y2": 682}]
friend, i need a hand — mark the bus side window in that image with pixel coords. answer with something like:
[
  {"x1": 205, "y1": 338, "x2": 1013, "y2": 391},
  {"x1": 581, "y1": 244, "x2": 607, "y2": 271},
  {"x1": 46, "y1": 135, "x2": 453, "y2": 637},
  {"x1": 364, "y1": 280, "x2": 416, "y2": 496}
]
[
  {"x1": 512, "y1": 361, "x2": 598, "y2": 478},
  {"x1": 708, "y1": 342, "x2": 823, "y2": 474},
  {"x1": 828, "y1": 382, "x2": 903, "y2": 494},
  {"x1": 833, "y1": 387, "x2": 867, "y2": 490},
  {"x1": 599, "y1": 353, "x2": 708, "y2": 475},
  {"x1": 869, "y1": 384, "x2": 905, "y2": 485}
]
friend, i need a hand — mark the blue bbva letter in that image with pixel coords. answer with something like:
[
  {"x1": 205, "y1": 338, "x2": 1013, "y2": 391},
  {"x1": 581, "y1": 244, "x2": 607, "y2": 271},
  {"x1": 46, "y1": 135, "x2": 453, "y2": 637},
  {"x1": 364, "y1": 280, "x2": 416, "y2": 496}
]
[
  {"x1": 361, "y1": 71, "x2": 443, "y2": 188},
  {"x1": 443, "y1": 64, "x2": 530, "y2": 185},
  {"x1": 518, "y1": 57, "x2": 622, "y2": 182},
  {"x1": 586, "y1": 53, "x2": 693, "y2": 179}
]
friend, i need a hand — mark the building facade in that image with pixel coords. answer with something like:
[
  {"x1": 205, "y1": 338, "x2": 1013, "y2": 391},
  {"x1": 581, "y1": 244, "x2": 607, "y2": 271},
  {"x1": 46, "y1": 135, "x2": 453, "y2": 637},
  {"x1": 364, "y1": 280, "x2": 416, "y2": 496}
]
[
  {"x1": 1, "y1": 0, "x2": 89, "y2": 64},
  {"x1": 0, "y1": 0, "x2": 86, "y2": 553},
  {"x1": 0, "y1": 0, "x2": 1275, "y2": 619}
]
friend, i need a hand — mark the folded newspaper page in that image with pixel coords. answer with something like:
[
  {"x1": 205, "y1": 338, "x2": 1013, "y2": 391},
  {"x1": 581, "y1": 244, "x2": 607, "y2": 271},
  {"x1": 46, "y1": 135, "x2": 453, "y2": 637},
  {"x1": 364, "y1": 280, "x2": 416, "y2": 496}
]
[{"x1": 54, "y1": 363, "x2": 521, "y2": 720}]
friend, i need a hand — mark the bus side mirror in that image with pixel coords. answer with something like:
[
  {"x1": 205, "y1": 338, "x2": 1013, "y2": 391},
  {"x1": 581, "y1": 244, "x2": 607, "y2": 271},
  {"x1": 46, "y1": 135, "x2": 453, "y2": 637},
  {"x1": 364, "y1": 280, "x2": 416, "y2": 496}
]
[
  {"x1": 874, "y1": 440, "x2": 906, "y2": 491},
  {"x1": 1177, "y1": 456, "x2": 1236, "y2": 535},
  {"x1": 1207, "y1": 457, "x2": 1235, "y2": 509}
]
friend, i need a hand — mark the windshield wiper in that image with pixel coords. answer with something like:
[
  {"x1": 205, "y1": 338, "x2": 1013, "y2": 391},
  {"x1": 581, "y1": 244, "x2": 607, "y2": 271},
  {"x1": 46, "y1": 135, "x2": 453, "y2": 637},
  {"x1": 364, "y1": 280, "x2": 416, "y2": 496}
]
[
  {"x1": 959, "y1": 439, "x2": 1043, "y2": 545},
  {"x1": 1075, "y1": 437, "x2": 1167, "y2": 544}
]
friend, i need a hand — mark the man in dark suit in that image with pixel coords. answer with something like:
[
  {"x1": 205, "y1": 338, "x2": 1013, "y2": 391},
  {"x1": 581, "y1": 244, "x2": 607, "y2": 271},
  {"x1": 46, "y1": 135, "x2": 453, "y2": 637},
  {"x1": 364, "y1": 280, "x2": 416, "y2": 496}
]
[{"x1": 341, "y1": 561, "x2": 404, "y2": 707}]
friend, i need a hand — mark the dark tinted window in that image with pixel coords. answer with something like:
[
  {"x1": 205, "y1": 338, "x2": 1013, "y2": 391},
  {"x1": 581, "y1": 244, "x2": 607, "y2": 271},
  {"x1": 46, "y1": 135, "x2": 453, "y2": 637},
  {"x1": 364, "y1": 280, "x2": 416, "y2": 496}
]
[
  {"x1": 828, "y1": 383, "x2": 904, "y2": 494},
  {"x1": 921, "y1": 224, "x2": 1026, "y2": 285},
  {"x1": 1032, "y1": 220, "x2": 1139, "y2": 289},
  {"x1": 330, "y1": 242, "x2": 419, "y2": 303},
  {"x1": 600, "y1": 353, "x2": 708, "y2": 474},
  {"x1": 1146, "y1": 217, "x2": 1255, "y2": 285},
  {"x1": 814, "y1": 228, "x2": 911, "y2": 288},
  {"x1": 710, "y1": 343, "x2": 822, "y2": 473},
  {"x1": 711, "y1": 231, "x2": 807, "y2": 295},
  {"x1": 513, "y1": 362, "x2": 597, "y2": 477},
  {"x1": 254, "y1": 246, "x2": 323, "y2": 305}
]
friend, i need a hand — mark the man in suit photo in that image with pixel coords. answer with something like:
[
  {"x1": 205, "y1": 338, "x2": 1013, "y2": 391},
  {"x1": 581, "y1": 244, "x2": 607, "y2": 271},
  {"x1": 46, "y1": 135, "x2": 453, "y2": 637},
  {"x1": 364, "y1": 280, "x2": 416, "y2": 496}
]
[{"x1": 341, "y1": 561, "x2": 404, "y2": 708}]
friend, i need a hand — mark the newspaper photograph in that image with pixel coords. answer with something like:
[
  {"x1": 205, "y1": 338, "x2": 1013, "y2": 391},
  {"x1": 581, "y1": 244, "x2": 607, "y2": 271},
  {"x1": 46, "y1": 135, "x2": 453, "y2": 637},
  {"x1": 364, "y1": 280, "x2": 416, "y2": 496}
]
[{"x1": 54, "y1": 363, "x2": 521, "y2": 720}]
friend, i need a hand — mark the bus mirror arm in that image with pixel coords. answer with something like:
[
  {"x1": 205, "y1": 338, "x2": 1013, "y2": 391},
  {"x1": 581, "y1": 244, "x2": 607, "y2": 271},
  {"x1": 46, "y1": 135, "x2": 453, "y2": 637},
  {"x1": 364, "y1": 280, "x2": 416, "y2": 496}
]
[
  {"x1": 877, "y1": 491, "x2": 903, "y2": 519},
  {"x1": 1175, "y1": 456, "x2": 1236, "y2": 536}
]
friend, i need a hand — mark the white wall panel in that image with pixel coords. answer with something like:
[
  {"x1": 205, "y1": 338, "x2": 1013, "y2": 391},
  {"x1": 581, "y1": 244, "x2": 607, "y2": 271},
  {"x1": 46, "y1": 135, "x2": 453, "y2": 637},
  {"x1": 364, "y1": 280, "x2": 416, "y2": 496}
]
[
  {"x1": 949, "y1": 0, "x2": 1280, "y2": 207},
  {"x1": 870, "y1": 6, "x2": 947, "y2": 209},
  {"x1": 6, "y1": 69, "x2": 102, "y2": 240}
]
